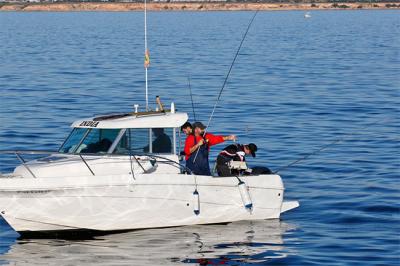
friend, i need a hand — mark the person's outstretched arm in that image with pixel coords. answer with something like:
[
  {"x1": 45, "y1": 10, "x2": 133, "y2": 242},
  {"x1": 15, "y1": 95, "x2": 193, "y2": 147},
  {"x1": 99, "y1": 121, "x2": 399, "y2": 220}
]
[{"x1": 206, "y1": 133, "x2": 236, "y2": 147}]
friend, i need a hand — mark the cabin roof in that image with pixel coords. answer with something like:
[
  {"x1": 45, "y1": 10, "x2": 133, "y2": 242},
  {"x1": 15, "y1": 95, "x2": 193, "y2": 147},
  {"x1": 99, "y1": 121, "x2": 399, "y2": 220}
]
[{"x1": 71, "y1": 112, "x2": 188, "y2": 129}]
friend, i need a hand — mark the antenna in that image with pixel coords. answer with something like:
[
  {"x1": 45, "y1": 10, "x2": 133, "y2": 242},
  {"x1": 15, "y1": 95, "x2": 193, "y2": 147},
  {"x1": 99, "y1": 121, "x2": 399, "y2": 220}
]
[{"x1": 144, "y1": 0, "x2": 150, "y2": 111}]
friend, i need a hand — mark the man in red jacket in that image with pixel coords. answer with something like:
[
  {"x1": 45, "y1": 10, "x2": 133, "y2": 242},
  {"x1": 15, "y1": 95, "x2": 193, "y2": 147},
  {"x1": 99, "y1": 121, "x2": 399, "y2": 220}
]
[{"x1": 184, "y1": 122, "x2": 236, "y2": 175}]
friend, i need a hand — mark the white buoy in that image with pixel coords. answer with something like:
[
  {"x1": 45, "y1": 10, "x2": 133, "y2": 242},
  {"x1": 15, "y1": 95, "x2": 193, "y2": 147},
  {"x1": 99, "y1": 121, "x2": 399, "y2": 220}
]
[
  {"x1": 193, "y1": 189, "x2": 200, "y2": 215},
  {"x1": 238, "y1": 180, "x2": 253, "y2": 210}
]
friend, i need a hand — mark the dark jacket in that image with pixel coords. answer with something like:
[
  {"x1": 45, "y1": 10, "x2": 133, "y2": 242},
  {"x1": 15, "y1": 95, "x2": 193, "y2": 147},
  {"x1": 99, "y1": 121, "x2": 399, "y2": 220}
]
[
  {"x1": 219, "y1": 144, "x2": 246, "y2": 161},
  {"x1": 216, "y1": 144, "x2": 246, "y2": 176}
]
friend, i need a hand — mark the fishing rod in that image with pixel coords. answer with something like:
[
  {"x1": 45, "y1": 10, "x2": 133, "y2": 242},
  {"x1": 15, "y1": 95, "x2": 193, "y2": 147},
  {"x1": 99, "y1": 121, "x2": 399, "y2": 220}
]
[
  {"x1": 193, "y1": 11, "x2": 259, "y2": 163},
  {"x1": 205, "y1": 10, "x2": 259, "y2": 132},
  {"x1": 188, "y1": 76, "x2": 197, "y2": 121},
  {"x1": 273, "y1": 117, "x2": 393, "y2": 174}
]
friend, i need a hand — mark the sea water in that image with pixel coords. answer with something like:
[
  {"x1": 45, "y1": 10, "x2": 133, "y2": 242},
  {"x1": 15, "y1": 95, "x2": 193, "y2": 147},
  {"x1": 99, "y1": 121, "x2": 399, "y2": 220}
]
[{"x1": 0, "y1": 10, "x2": 399, "y2": 265}]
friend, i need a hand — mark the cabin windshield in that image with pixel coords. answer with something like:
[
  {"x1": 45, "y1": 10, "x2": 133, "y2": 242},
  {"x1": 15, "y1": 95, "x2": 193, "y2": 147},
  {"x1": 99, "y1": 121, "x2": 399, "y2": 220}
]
[
  {"x1": 59, "y1": 128, "x2": 120, "y2": 154},
  {"x1": 59, "y1": 127, "x2": 175, "y2": 155}
]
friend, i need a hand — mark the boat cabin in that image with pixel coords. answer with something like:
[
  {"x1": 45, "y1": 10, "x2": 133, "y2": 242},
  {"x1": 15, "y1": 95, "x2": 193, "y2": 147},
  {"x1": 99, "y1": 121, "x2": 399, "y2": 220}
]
[
  {"x1": 59, "y1": 109, "x2": 188, "y2": 156},
  {"x1": 10, "y1": 106, "x2": 189, "y2": 178}
]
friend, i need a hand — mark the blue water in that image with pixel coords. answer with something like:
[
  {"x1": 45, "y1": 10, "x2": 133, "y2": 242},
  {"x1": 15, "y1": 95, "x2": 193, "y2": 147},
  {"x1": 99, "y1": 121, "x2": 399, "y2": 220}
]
[{"x1": 0, "y1": 10, "x2": 399, "y2": 265}]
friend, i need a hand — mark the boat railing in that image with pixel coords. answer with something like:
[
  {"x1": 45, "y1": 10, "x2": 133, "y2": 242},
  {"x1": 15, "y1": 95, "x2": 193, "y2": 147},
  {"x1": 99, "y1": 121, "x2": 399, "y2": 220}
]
[{"x1": 0, "y1": 150, "x2": 190, "y2": 179}]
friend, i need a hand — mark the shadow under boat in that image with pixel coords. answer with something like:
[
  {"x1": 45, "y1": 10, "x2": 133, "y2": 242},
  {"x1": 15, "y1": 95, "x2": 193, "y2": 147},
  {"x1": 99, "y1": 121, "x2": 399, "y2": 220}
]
[{"x1": 16, "y1": 222, "x2": 232, "y2": 240}]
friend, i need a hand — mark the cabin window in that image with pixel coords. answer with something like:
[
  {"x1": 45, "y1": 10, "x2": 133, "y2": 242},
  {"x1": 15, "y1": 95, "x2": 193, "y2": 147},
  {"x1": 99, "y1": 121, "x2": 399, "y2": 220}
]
[
  {"x1": 60, "y1": 128, "x2": 121, "y2": 154},
  {"x1": 112, "y1": 128, "x2": 173, "y2": 154},
  {"x1": 112, "y1": 130, "x2": 129, "y2": 154},
  {"x1": 77, "y1": 129, "x2": 120, "y2": 154},
  {"x1": 112, "y1": 129, "x2": 150, "y2": 154},
  {"x1": 151, "y1": 128, "x2": 173, "y2": 154},
  {"x1": 130, "y1": 129, "x2": 151, "y2": 153},
  {"x1": 59, "y1": 128, "x2": 87, "y2": 153}
]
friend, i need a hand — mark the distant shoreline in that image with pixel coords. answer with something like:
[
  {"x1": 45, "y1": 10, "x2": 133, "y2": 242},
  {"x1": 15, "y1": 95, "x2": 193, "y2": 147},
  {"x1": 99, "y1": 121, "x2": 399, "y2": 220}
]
[{"x1": 1, "y1": 2, "x2": 399, "y2": 12}]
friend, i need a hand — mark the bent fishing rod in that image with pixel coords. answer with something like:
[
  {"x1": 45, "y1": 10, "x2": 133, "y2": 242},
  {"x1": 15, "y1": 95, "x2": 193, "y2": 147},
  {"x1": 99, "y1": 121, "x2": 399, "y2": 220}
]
[{"x1": 193, "y1": 10, "x2": 259, "y2": 163}]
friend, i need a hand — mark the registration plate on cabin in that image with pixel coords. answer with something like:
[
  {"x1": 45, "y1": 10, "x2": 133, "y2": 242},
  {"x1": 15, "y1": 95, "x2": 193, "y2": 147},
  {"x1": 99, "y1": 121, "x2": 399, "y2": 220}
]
[{"x1": 79, "y1": 121, "x2": 99, "y2": 128}]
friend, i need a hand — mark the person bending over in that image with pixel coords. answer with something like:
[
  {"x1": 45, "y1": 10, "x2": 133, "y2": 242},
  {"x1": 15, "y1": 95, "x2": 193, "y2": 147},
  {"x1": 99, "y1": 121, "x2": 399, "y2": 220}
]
[{"x1": 216, "y1": 143, "x2": 257, "y2": 177}]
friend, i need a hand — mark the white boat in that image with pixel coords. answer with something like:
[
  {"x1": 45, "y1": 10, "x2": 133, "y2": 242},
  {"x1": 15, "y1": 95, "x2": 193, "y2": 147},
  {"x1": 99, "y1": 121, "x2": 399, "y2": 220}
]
[
  {"x1": 304, "y1": 12, "x2": 312, "y2": 19},
  {"x1": 0, "y1": 104, "x2": 299, "y2": 236},
  {"x1": 0, "y1": 3, "x2": 299, "y2": 237}
]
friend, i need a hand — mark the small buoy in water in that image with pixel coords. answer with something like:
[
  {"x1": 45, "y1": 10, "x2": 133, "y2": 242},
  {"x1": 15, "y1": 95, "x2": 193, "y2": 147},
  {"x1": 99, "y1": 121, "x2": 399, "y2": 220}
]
[
  {"x1": 193, "y1": 189, "x2": 200, "y2": 215},
  {"x1": 238, "y1": 180, "x2": 253, "y2": 210}
]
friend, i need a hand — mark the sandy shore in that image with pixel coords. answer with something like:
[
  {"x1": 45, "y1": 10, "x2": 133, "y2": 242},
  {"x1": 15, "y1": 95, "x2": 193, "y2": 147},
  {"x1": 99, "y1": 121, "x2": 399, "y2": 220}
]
[{"x1": 0, "y1": 2, "x2": 399, "y2": 12}]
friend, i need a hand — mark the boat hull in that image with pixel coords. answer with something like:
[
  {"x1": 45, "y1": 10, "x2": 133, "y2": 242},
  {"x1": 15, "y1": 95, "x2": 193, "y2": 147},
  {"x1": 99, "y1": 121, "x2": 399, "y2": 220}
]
[{"x1": 0, "y1": 174, "x2": 294, "y2": 234}]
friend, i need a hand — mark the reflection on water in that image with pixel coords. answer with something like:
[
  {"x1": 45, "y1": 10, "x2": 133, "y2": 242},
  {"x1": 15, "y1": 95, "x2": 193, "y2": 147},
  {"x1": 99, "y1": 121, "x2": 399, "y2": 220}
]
[{"x1": 0, "y1": 220, "x2": 296, "y2": 265}]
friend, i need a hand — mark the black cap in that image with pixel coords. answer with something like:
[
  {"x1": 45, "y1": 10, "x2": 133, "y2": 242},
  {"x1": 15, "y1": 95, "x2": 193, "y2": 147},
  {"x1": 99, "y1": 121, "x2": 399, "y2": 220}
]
[
  {"x1": 247, "y1": 143, "x2": 258, "y2": 157},
  {"x1": 193, "y1": 122, "x2": 206, "y2": 130}
]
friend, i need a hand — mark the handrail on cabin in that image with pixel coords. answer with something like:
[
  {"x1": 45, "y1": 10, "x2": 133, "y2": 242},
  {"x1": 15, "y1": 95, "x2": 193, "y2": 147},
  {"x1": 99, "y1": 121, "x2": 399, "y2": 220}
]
[
  {"x1": 0, "y1": 150, "x2": 96, "y2": 178},
  {"x1": 14, "y1": 152, "x2": 37, "y2": 178},
  {"x1": 0, "y1": 150, "x2": 191, "y2": 178}
]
